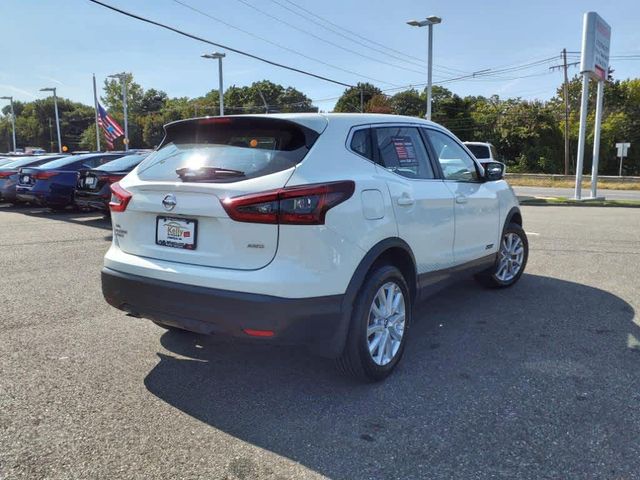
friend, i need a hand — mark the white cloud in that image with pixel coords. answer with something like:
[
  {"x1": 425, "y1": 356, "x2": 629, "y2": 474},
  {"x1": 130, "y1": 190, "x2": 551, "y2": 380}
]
[{"x1": 0, "y1": 84, "x2": 36, "y2": 98}]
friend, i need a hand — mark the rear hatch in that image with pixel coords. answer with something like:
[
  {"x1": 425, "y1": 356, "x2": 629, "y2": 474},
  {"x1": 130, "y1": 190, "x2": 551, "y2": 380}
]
[
  {"x1": 78, "y1": 169, "x2": 126, "y2": 194},
  {"x1": 114, "y1": 116, "x2": 325, "y2": 270},
  {"x1": 17, "y1": 167, "x2": 39, "y2": 188},
  {"x1": 78, "y1": 154, "x2": 146, "y2": 194}
]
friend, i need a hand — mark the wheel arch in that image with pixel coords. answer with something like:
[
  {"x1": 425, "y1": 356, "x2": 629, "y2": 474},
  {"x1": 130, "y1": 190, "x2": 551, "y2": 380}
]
[
  {"x1": 505, "y1": 206, "x2": 523, "y2": 228},
  {"x1": 321, "y1": 238, "x2": 417, "y2": 359}
]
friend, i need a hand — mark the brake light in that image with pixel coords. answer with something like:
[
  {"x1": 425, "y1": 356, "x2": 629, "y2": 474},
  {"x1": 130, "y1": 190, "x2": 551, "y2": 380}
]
[
  {"x1": 109, "y1": 182, "x2": 132, "y2": 212},
  {"x1": 221, "y1": 181, "x2": 355, "y2": 225},
  {"x1": 34, "y1": 171, "x2": 58, "y2": 180}
]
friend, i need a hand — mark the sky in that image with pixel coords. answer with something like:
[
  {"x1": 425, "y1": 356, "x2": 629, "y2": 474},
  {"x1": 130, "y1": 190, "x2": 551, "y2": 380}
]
[{"x1": 1, "y1": 0, "x2": 639, "y2": 113}]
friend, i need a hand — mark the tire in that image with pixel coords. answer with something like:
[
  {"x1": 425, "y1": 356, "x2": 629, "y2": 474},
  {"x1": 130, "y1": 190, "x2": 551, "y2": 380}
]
[
  {"x1": 475, "y1": 222, "x2": 528, "y2": 288},
  {"x1": 336, "y1": 264, "x2": 411, "y2": 382}
]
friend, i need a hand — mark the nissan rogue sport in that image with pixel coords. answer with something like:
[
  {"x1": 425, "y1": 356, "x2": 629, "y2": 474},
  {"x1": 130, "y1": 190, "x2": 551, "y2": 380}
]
[{"x1": 101, "y1": 113, "x2": 528, "y2": 381}]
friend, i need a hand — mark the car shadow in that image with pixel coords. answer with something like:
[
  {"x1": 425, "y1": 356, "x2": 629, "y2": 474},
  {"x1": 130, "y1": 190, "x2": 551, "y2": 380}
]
[
  {"x1": 0, "y1": 203, "x2": 112, "y2": 231},
  {"x1": 143, "y1": 274, "x2": 639, "y2": 479}
]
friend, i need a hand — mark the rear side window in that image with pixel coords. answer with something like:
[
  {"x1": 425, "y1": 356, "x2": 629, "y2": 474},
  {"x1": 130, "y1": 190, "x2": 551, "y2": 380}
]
[
  {"x1": 350, "y1": 128, "x2": 372, "y2": 160},
  {"x1": 137, "y1": 117, "x2": 319, "y2": 183},
  {"x1": 373, "y1": 127, "x2": 435, "y2": 179}
]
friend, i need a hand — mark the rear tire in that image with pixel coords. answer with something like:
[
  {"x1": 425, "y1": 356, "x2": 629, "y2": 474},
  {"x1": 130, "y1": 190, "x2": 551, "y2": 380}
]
[
  {"x1": 336, "y1": 264, "x2": 411, "y2": 382},
  {"x1": 475, "y1": 222, "x2": 528, "y2": 288}
]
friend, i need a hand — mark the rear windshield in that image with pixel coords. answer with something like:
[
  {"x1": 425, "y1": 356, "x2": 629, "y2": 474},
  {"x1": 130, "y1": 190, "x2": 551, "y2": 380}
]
[
  {"x1": 465, "y1": 144, "x2": 491, "y2": 159},
  {"x1": 2, "y1": 156, "x2": 66, "y2": 169},
  {"x1": 96, "y1": 154, "x2": 147, "y2": 172},
  {"x1": 137, "y1": 117, "x2": 319, "y2": 183},
  {"x1": 38, "y1": 153, "x2": 113, "y2": 170}
]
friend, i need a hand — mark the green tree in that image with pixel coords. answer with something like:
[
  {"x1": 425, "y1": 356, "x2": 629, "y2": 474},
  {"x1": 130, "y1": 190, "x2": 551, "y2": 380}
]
[
  {"x1": 334, "y1": 82, "x2": 382, "y2": 113},
  {"x1": 390, "y1": 89, "x2": 424, "y2": 117},
  {"x1": 366, "y1": 94, "x2": 393, "y2": 113}
]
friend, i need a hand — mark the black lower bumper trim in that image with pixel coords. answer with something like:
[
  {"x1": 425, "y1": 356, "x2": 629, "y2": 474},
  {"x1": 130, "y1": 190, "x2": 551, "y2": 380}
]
[{"x1": 101, "y1": 267, "x2": 346, "y2": 356}]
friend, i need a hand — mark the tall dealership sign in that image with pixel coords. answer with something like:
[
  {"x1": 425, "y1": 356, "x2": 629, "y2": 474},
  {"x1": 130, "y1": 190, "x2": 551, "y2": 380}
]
[{"x1": 574, "y1": 12, "x2": 611, "y2": 199}]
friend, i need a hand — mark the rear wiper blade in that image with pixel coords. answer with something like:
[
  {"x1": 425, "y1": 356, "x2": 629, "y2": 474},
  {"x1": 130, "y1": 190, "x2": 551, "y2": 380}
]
[{"x1": 176, "y1": 166, "x2": 245, "y2": 181}]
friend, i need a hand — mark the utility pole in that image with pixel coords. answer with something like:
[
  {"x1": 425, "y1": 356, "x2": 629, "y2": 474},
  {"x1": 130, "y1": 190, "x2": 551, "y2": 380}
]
[{"x1": 549, "y1": 49, "x2": 579, "y2": 175}]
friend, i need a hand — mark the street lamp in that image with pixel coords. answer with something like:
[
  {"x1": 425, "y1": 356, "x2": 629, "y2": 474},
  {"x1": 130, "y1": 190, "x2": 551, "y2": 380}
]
[
  {"x1": 40, "y1": 88, "x2": 62, "y2": 153},
  {"x1": 108, "y1": 73, "x2": 129, "y2": 150},
  {"x1": 407, "y1": 15, "x2": 442, "y2": 121},
  {"x1": 0, "y1": 96, "x2": 17, "y2": 152},
  {"x1": 201, "y1": 52, "x2": 226, "y2": 116}
]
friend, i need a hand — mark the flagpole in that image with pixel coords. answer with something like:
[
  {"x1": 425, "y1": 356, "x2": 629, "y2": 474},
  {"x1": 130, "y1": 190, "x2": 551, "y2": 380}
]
[{"x1": 92, "y1": 74, "x2": 101, "y2": 151}]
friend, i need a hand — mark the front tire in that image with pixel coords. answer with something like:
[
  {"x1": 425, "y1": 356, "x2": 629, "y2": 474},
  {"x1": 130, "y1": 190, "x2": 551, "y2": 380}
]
[
  {"x1": 476, "y1": 222, "x2": 528, "y2": 288},
  {"x1": 337, "y1": 264, "x2": 411, "y2": 382}
]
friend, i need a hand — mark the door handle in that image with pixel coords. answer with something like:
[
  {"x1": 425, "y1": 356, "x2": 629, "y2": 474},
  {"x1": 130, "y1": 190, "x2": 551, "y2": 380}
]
[
  {"x1": 397, "y1": 194, "x2": 415, "y2": 206},
  {"x1": 455, "y1": 195, "x2": 468, "y2": 204}
]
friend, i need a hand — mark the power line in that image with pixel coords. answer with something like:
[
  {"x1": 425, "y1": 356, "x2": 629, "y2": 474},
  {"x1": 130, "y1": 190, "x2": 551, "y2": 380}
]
[
  {"x1": 267, "y1": 0, "x2": 447, "y2": 73},
  {"x1": 87, "y1": 0, "x2": 354, "y2": 88},
  {"x1": 278, "y1": 0, "x2": 471, "y2": 76},
  {"x1": 170, "y1": 0, "x2": 401, "y2": 86},
  {"x1": 232, "y1": 0, "x2": 427, "y2": 81}
]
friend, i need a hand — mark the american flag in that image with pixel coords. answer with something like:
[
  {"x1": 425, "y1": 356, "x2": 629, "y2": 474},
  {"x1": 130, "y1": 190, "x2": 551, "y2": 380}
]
[{"x1": 97, "y1": 102, "x2": 124, "y2": 149}]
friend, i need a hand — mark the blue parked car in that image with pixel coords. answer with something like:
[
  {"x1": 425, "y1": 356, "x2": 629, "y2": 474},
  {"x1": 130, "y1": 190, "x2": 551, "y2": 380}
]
[
  {"x1": 16, "y1": 152, "x2": 127, "y2": 210},
  {"x1": 0, "y1": 155, "x2": 68, "y2": 204}
]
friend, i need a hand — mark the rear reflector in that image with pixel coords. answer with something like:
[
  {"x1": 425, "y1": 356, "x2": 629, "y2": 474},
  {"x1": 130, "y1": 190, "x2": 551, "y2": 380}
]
[
  {"x1": 109, "y1": 182, "x2": 132, "y2": 212},
  {"x1": 221, "y1": 181, "x2": 355, "y2": 225},
  {"x1": 243, "y1": 329, "x2": 275, "y2": 337}
]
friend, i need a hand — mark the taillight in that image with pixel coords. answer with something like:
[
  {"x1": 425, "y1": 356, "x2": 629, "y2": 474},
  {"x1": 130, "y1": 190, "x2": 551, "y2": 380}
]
[
  {"x1": 0, "y1": 171, "x2": 14, "y2": 178},
  {"x1": 109, "y1": 182, "x2": 132, "y2": 212},
  {"x1": 34, "y1": 171, "x2": 58, "y2": 180},
  {"x1": 221, "y1": 181, "x2": 355, "y2": 225},
  {"x1": 106, "y1": 175, "x2": 125, "y2": 184}
]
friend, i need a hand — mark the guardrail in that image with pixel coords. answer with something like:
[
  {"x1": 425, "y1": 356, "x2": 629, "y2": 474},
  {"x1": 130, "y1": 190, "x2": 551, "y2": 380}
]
[{"x1": 505, "y1": 173, "x2": 640, "y2": 184}]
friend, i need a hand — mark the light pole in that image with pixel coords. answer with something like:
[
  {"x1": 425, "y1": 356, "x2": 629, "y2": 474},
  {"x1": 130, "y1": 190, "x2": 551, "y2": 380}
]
[
  {"x1": 0, "y1": 96, "x2": 17, "y2": 152},
  {"x1": 40, "y1": 88, "x2": 62, "y2": 153},
  {"x1": 108, "y1": 73, "x2": 129, "y2": 150},
  {"x1": 201, "y1": 52, "x2": 226, "y2": 116},
  {"x1": 407, "y1": 16, "x2": 442, "y2": 121}
]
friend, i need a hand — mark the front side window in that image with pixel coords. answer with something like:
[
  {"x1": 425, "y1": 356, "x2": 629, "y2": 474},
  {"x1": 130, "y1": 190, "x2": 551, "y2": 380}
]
[
  {"x1": 373, "y1": 127, "x2": 434, "y2": 180},
  {"x1": 426, "y1": 130, "x2": 479, "y2": 181}
]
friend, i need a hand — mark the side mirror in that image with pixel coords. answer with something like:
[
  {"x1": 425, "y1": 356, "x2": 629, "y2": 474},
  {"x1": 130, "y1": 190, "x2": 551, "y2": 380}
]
[{"x1": 483, "y1": 161, "x2": 505, "y2": 181}]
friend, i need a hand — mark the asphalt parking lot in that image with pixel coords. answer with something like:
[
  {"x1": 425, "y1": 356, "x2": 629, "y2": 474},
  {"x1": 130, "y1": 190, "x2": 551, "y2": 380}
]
[{"x1": 1, "y1": 204, "x2": 639, "y2": 480}]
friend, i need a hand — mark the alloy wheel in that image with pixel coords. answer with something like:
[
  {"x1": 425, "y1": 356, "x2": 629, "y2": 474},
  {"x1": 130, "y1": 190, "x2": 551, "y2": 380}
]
[
  {"x1": 496, "y1": 232, "x2": 525, "y2": 282},
  {"x1": 367, "y1": 281, "x2": 406, "y2": 366}
]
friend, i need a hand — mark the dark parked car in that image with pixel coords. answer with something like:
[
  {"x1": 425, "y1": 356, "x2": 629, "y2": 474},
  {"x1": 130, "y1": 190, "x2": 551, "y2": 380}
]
[
  {"x1": 16, "y1": 153, "x2": 126, "y2": 210},
  {"x1": 0, "y1": 155, "x2": 68, "y2": 204},
  {"x1": 75, "y1": 153, "x2": 148, "y2": 212}
]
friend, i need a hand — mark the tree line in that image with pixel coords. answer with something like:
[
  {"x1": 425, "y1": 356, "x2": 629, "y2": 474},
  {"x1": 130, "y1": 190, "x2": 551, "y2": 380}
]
[{"x1": 1, "y1": 74, "x2": 639, "y2": 175}]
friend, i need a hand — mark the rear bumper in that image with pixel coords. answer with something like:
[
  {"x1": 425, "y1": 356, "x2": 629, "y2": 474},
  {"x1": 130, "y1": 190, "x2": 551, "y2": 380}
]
[
  {"x1": 16, "y1": 186, "x2": 72, "y2": 207},
  {"x1": 101, "y1": 267, "x2": 347, "y2": 357},
  {"x1": 16, "y1": 190, "x2": 65, "y2": 206},
  {"x1": 74, "y1": 194, "x2": 109, "y2": 211}
]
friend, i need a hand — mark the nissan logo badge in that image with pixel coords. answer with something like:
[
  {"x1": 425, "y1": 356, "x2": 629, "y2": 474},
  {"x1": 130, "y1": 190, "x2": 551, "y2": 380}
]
[{"x1": 162, "y1": 193, "x2": 177, "y2": 211}]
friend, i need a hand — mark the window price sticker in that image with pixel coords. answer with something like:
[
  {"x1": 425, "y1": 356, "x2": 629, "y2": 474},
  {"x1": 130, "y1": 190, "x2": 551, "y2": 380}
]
[{"x1": 392, "y1": 136, "x2": 418, "y2": 165}]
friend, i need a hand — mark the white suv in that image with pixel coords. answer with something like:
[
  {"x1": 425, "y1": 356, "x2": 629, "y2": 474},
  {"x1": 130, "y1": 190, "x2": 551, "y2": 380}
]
[
  {"x1": 102, "y1": 114, "x2": 528, "y2": 381},
  {"x1": 463, "y1": 141, "x2": 499, "y2": 166}
]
